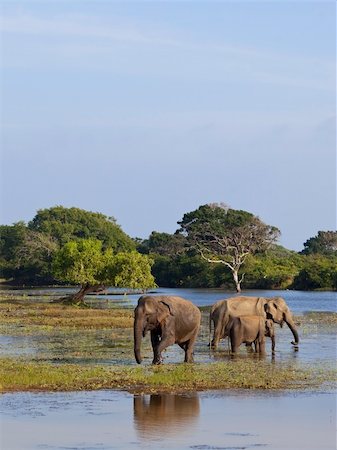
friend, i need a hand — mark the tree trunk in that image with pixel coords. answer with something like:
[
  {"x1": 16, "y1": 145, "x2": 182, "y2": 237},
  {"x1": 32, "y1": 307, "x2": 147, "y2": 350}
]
[
  {"x1": 56, "y1": 283, "x2": 105, "y2": 306},
  {"x1": 232, "y1": 270, "x2": 241, "y2": 293}
]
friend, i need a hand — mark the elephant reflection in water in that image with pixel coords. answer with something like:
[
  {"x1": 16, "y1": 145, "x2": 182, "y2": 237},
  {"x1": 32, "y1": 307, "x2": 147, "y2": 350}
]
[{"x1": 133, "y1": 394, "x2": 200, "y2": 439}]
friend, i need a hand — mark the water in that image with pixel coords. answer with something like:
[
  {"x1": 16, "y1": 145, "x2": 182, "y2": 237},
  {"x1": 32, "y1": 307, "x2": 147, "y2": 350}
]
[
  {"x1": 74, "y1": 288, "x2": 337, "y2": 313},
  {"x1": 3, "y1": 286, "x2": 336, "y2": 313},
  {"x1": 1, "y1": 288, "x2": 336, "y2": 449},
  {"x1": 0, "y1": 288, "x2": 336, "y2": 365},
  {"x1": 1, "y1": 390, "x2": 336, "y2": 449}
]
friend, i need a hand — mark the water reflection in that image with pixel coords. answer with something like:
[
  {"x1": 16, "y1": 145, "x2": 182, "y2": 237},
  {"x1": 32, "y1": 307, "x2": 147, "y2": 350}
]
[{"x1": 133, "y1": 393, "x2": 200, "y2": 439}]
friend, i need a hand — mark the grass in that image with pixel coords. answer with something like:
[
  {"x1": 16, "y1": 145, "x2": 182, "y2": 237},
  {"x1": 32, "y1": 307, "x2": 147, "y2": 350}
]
[
  {"x1": 1, "y1": 297, "x2": 336, "y2": 333},
  {"x1": 0, "y1": 296, "x2": 336, "y2": 393},
  {"x1": 1, "y1": 358, "x2": 335, "y2": 393},
  {"x1": 0, "y1": 298, "x2": 134, "y2": 331}
]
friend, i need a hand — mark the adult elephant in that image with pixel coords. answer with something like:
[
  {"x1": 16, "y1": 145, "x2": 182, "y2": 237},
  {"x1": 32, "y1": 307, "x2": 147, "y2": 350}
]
[
  {"x1": 134, "y1": 295, "x2": 201, "y2": 364},
  {"x1": 209, "y1": 296, "x2": 299, "y2": 349}
]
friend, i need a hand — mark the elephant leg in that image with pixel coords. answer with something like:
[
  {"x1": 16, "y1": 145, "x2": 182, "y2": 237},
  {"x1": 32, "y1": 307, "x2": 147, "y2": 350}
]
[
  {"x1": 178, "y1": 342, "x2": 190, "y2": 361},
  {"x1": 151, "y1": 331, "x2": 161, "y2": 364},
  {"x1": 184, "y1": 328, "x2": 199, "y2": 363},
  {"x1": 254, "y1": 339, "x2": 259, "y2": 353},
  {"x1": 184, "y1": 341, "x2": 193, "y2": 363},
  {"x1": 153, "y1": 335, "x2": 175, "y2": 364},
  {"x1": 259, "y1": 337, "x2": 266, "y2": 354},
  {"x1": 271, "y1": 336, "x2": 275, "y2": 354},
  {"x1": 231, "y1": 343, "x2": 239, "y2": 353},
  {"x1": 230, "y1": 335, "x2": 239, "y2": 353}
]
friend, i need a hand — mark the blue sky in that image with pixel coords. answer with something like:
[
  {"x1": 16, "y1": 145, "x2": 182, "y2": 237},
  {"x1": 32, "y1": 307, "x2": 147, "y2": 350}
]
[{"x1": 1, "y1": 1, "x2": 336, "y2": 250}]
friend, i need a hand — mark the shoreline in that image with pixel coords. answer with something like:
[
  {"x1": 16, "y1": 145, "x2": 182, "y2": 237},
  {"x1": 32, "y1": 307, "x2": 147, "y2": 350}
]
[{"x1": 1, "y1": 358, "x2": 336, "y2": 394}]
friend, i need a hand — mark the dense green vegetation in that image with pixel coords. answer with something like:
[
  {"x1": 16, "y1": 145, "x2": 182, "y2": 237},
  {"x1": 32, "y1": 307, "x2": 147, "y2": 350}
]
[
  {"x1": 138, "y1": 207, "x2": 336, "y2": 290},
  {"x1": 52, "y1": 239, "x2": 155, "y2": 304},
  {"x1": 29, "y1": 206, "x2": 135, "y2": 250},
  {"x1": 1, "y1": 205, "x2": 336, "y2": 291},
  {"x1": 0, "y1": 207, "x2": 154, "y2": 303}
]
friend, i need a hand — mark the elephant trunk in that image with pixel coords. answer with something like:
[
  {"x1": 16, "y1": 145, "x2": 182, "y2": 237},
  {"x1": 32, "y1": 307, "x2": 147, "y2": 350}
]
[
  {"x1": 284, "y1": 314, "x2": 299, "y2": 345},
  {"x1": 134, "y1": 309, "x2": 143, "y2": 364}
]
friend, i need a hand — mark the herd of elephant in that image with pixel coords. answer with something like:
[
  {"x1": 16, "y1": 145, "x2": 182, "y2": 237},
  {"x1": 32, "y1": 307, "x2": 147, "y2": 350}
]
[{"x1": 133, "y1": 295, "x2": 299, "y2": 364}]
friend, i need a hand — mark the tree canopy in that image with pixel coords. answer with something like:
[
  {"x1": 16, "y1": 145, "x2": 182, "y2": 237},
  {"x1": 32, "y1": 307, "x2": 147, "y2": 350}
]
[
  {"x1": 292, "y1": 254, "x2": 337, "y2": 290},
  {"x1": 0, "y1": 222, "x2": 57, "y2": 283},
  {"x1": 1, "y1": 204, "x2": 336, "y2": 292},
  {"x1": 52, "y1": 239, "x2": 155, "y2": 304},
  {"x1": 177, "y1": 203, "x2": 280, "y2": 292},
  {"x1": 29, "y1": 206, "x2": 135, "y2": 251},
  {"x1": 0, "y1": 206, "x2": 137, "y2": 285},
  {"x1": 138, "y1": 231, "x2": 187, "y2": 256},
  {"x1": 301, "y1": 231, "x2": 337, "y2": 256}
]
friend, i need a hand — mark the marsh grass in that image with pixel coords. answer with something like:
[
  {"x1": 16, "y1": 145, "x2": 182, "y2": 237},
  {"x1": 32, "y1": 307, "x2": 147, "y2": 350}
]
[
  {"x1": 1, "y1": 358, "x2": 335, "y2": 393},
  {"x1": 0, "y1": 298, "x2": 133, "y2": 331},
  {"x1": 1, "y1": 297, "x2": 336, "y2": 393}
]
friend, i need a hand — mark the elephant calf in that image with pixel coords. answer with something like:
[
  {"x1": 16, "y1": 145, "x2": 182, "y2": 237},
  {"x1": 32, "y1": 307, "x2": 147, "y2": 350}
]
[
  {"x1": 134, "y1": 295, "x2": 201, "y2": 365},
  {"x1": 224, "y1": 315, "x2": 275, "y2": 354}
]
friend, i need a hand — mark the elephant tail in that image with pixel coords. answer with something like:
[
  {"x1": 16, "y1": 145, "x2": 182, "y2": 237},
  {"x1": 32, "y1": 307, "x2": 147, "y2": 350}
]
[{"x1": 209, "y1": 311, "x2": 212, "y2": 347}]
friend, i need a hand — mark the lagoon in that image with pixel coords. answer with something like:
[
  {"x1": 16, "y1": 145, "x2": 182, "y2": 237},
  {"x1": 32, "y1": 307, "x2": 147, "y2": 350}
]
[
  {"x1": 1, "y1": 389, "x2": 336, "y2": 450},
  {"x1": 1, "y1": 287, "x2": 336, "y2": 449}
]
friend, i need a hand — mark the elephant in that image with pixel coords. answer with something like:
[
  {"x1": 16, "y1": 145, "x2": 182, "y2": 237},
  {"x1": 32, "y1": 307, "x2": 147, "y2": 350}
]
[
  {"x1": 133, "y1": 394, "x2": 200, "y2": 438},
  {"x1": 209, "y1": 296, "x2": 299, "y2": 349},
  {"x1": 134, "y1": 295, "x2": 201, "y2": 364},
  {"x1": 224, "y1": 315, "x2": 275, "y2": 354}
]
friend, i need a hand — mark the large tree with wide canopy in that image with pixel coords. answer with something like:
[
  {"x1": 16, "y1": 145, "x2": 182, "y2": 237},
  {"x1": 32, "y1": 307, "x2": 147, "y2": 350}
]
[{"x1": 177, "y1": 203, "x2": 280, "y2": 292}]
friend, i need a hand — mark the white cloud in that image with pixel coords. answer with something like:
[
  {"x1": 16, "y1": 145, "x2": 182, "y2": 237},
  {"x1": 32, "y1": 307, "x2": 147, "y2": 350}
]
[
  {"x1": 1, "y1": 11, "x2": 334, "y2": 93},
  {"x1": 1, "y1": 13, "x2": 152, "y2": 43}
]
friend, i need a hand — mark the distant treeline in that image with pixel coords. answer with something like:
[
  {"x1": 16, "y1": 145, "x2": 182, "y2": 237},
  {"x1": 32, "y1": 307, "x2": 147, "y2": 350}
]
[
  {"x1": 1, "y1": 206, "x2": 336, "y2": 291},
  {"x1": 138, "y1": 233, "x2": 337, "y2": 290}
]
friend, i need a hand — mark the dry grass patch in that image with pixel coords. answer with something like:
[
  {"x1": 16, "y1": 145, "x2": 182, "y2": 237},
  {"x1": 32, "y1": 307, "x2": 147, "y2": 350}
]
[{"x1": 0, "y1": 299, "x2": 133, "y2": 330}]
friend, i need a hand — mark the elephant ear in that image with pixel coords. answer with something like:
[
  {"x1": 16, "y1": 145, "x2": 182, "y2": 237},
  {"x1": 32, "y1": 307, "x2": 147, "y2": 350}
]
[
  {"x1": 157, "y1": 301, "x2": 174, "y2": 324},
  {"x1": 256, "y1": 297, "x2": 267, "y2": 315},
  {"x1": 160, "y1": 301, "x2": 174, "y2": 316}
]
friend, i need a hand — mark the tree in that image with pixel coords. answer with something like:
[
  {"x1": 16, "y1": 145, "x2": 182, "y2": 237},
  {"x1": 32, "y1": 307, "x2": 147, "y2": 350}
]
[
  {"x1": 52, "y1": 239, "x2": 155, "y2": 305},
  {"x1": 292, "y1": 254, "x2": 337, "y2": 290},
  {"x1": 0, "y1": 206, "x2": 136, "y2": 285},
  {"x1": 301, "y1": 231, "x2": 337, "y2": 256},
  {"x1": 243, "y1": 246, "x2": 303, "y2": 290},
  {"x1": 106, "y1": 251, "x2": 157, "y2": 289},
  {"x1": 29, "y1": 206, "x2": 135, "y2": 251},
  {"x1": 0, "y1": 223, "x2": 58, "y2": 284},
  {"x1": 0, "y1": 222, "x2": 27, "y2": 279},
  {"x1": 177, "y1": 203, "x2": 280, "y2": 292},
  {"x1": 137, "y1": 231, "x2": 186, "y2": 256}
]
